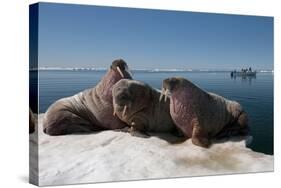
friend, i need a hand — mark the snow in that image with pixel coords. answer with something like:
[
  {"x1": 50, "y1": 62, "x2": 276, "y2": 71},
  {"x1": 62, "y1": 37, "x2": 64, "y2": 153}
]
[{"x1": 30, "y1": 114, "x2": 273, "y2": 186}]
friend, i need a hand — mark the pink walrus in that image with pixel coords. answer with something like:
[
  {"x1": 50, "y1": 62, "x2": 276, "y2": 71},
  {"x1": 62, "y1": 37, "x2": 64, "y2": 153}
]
[{"x1": 160, "y1": 77, "x2": 249, "y2": 148}]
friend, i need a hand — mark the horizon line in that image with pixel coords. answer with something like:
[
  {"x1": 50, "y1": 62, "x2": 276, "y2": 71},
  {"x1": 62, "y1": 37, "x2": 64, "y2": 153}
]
[{"x1": 31, "y1": 67, "x2": 274, "y2": 72}]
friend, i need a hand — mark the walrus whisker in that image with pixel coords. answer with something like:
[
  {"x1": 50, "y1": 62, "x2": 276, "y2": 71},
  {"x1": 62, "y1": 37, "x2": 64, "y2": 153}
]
[
  {"x1": 122, "y1": 105, "x2": 127, "y2": 118},
  {"x1": 117, "y1": 66, "x2": 124, "y2": 78},
  {"x1": 164, "y1": 89, "x2": 169, "y2": 102},
  {"x1": 159, "y1": 88, "x2": 165, "y2": 102}
]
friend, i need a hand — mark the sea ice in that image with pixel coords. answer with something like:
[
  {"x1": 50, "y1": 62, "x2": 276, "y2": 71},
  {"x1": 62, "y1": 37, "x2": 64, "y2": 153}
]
[{"x1": 29, "y1": 114, "x2": 273, "y2": 186}]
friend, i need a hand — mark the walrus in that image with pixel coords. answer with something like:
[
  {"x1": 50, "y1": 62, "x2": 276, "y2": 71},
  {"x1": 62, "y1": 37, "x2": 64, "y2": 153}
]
[
  {"x1": 43, "y1": 59, "x2": 132, "y2": 135},
  {"x1": 160, "y1": 77, "x2": 249, "y2": 148},
  {"x1": 29, "y1": 108, "x2": 36, "y2": 134},
  {"x1": 112, "y1": 79, "x2": 177, "y2": 136}
]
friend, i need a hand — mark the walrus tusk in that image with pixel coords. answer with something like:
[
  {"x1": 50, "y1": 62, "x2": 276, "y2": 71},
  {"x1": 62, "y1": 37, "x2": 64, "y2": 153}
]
[
  {"x1": 117, "y1": 66, "x2": 124, "y2": 78},
  {"x1": 131, "y1": 122, "x2": 135, "y2": 126},
  {"x1": 164, "y1": 89, "x2": 169, "y2": 102},
  {"x1": 122, "y1": 105, "x2": 127, "y2": 118},
  {"x1": 113, "y1": 108, "x2": 116, "y2": 116},
  {"x1": 159, "y1": 88, "x2": 165, "y2": 102}
]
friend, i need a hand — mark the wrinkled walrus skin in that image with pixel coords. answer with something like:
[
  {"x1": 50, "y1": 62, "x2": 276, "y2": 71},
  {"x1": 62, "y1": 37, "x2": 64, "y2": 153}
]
[
  {"x1": 112, "y1": 79, "x2": 177, "y2": 135},
  {"x1": 161, "y1": 77, "x2": 249, "y2": 148},
  {"x1": 43, "y1": 59, "x2": 132, "y2": 135}
]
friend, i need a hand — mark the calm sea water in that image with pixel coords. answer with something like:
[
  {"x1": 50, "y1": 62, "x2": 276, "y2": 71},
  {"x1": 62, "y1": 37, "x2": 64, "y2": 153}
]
[{"x1": 36, "y1": 70, "x2": 273, "y2": 155}]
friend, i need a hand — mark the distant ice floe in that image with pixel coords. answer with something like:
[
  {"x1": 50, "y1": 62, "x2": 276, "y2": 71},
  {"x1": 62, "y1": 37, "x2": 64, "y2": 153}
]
[
  {"x1": 148, "y1": 68, "x2": 190, "y2": 72},
  {"x1": 37, "y1": 67, "x2": 107, "y2": 71},
  {"x1": 36, "y1": 67, "x2": 193, "y2": 72},
  {"x1": 33, "y1": 67, "x2": 274, "y2": 74},
  {"x1": 258, "y1": 70, "x2": 274, "y2": 73},
  {"x1": 35, "y1": 67, "x2": 212, "y2": 72},
  {"x1": 29, "y1": 114, "x2": 273, "y2": 186}
]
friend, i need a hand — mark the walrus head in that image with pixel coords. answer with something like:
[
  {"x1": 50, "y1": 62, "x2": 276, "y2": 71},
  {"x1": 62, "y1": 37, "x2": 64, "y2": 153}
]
[
  {"x1": 160, "y1": 77, "x2": 200, "y2": 102},
  {"x1": 97, "y1": 59, "x2": 133, "y2": 100},
  {"x1": 110, "y1": 59, "x2": 132, "y2": 79},
  {"x1": 112, "y1": 79, "x2": 152, "y2": 127}
]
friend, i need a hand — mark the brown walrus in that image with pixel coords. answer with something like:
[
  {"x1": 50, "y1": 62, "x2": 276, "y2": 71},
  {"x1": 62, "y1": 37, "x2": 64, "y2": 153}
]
[
  {"x1": 29, "y1": 108, "x2": 36, "y2": 134},
  {"x1": 43, "y1": 59, "x2": 132, "y2": 135},
  {"x1": 112, "y1": 79, "x2": 177, "y2": 136},
  {"x1": 161, "y1": 77, "x2": 249, "y2": 148}
]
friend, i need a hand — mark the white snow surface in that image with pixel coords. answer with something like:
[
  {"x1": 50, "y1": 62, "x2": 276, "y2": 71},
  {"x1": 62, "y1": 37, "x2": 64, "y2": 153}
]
[{"x1": 30, "y1": 114, "x2": 273, "y2": 186}]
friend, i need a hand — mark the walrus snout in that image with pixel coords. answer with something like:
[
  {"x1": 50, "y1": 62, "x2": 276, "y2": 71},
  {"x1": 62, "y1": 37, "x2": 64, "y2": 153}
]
[
  {"x1": 112, "y1": 80, "x2": 132, "y2": 118},
  {"x1": 160, "y1": 78, "x2": 180, "y2": 102},
  {"x1": 115, "y1": 90, "x2": 131, "y2": 107},
  {"x1": 116, "y1": 92, "x2": 130, "y2": 102},
  {"x1": 112, "y1": 81, "x2": 131, "y2": 105},
  {"x1": 162, "y1": 78, "x2": 176, "y2": 91},
  {"x1": 110, "y1": 59, "x2": 132, "y2": 79}
]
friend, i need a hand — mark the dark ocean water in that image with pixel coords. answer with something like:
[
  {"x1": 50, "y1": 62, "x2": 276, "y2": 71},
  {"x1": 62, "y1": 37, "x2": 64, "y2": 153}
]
[{"x1": 35, "y1": 70, "x2": 273, "y2": 155}]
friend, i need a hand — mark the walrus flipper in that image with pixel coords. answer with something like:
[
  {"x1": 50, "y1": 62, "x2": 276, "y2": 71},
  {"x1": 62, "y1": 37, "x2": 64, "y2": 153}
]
[
  {"x1": 236, "y1": 111, "x2": 249, "y2": 134},
  {"x1": 129, "y1": 126, "x2": 150, "y2": 138},
  {"x1": 191, "y1": 118, "x2": 211, "y2": 148},
  {"x1": 43, "y1": 96, "x2": 105, "y2": 136},
  {"x1": 43, "y1": 110, "x2": 98, "y2": 136},
  {"x1": 215, "y1": 111, "x2": 249, "y2": 139}
]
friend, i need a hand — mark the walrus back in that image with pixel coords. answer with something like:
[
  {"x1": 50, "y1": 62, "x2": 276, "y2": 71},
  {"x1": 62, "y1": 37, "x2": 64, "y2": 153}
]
[
  {"x1": 43, "y1": 90, "x2": 104, "y2": 135},
  {"x1": 201, "y1": 92, "x2": 245, "y2": 136},
  {"x1": 197, "y1": 92, "x2": 234, "y2": 136}
]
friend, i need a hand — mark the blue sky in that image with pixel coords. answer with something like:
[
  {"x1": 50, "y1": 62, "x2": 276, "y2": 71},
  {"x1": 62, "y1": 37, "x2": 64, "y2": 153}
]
[{"x1": 38, "y1": 3, "x2": 273, "y2": 70}]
